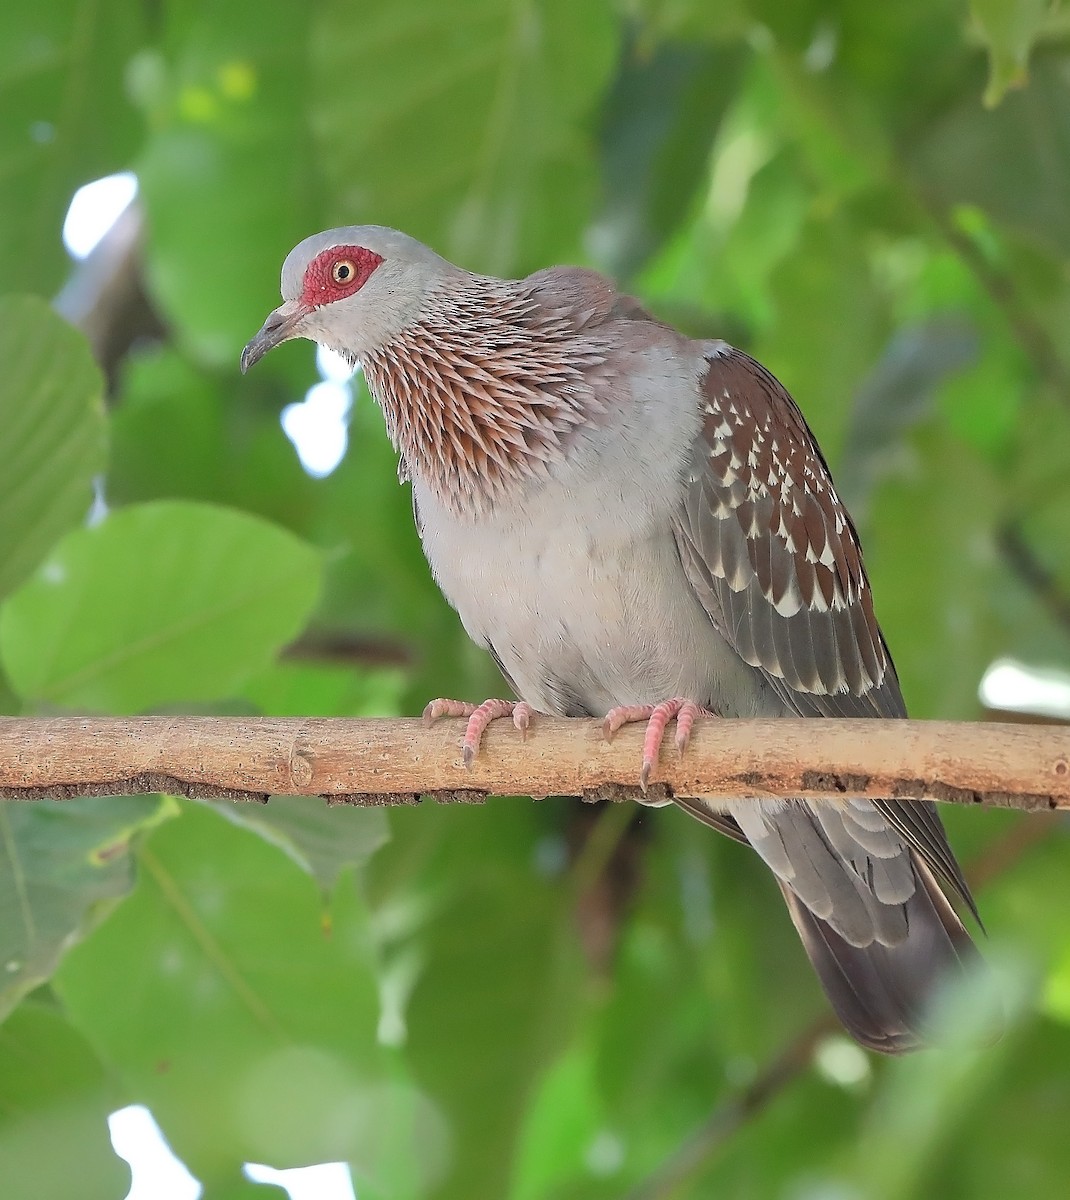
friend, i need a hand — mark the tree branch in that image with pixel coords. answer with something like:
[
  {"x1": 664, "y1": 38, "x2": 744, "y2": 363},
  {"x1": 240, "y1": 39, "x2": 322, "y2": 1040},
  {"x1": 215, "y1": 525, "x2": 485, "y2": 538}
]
[{"x1": 0, "y1": 716, "x2": 1067, "y2": 808}]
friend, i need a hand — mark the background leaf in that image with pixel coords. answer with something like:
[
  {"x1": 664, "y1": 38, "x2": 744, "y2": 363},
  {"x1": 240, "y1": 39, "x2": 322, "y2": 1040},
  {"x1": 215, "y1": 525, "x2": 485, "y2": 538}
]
[
  {"x1": 55, "y1": 804, "x2": 445, "y2": 1192},
  {"x1": 0, "y1": 1002, "x2": 130, "y2": 1200},
  {"x1": 220, "y1": 797, "x2": 390, "y2": 896},
  {"x1": 0, "y1": 501, "x2": 323, "y2": 712},
  {"x1": 0, "y1": 296, "x2": 106, "y2": 600},
  {"x1": 311, "y1": 0, "x2": 619, "y2": 275},
  {"x1": 971, "y1": 0, "x2": 1055, "y2": 106},
  {"x1": 0, "y1": 794, "x2": 168, "y2": 1021},
  {"x1": 0, "y1": 1, "x2": 144, "y2": 293}
]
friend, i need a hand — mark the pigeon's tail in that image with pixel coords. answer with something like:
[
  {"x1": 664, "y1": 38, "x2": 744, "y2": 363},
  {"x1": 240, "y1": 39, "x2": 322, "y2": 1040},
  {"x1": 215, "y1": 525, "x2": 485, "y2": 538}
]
[
  {"x1": 679, "y1": 795, "x2": 982, "y2": 1054},
  {"x1": 777, "y1": 858, "x2": 977, "y2": 1054}
]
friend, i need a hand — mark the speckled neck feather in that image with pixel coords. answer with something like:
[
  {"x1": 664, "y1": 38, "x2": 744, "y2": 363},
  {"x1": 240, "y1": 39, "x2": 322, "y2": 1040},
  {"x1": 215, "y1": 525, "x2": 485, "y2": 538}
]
[{"x1": 362, "y1": 280, "x2": 610, "y2": 514}]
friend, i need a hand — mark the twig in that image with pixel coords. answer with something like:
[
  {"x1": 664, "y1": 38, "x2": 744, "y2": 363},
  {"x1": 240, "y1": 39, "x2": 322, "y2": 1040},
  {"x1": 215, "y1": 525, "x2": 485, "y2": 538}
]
[
  {"x1": 0, "y1": 716, "x2": 1067, "y2": 808},
  {"x1": 997, "y1": 521, "x2": 1070, "y2": 638},
  {"x1": 283, "y1": 630, "x2": 414, "y2": 669},
  {"x1": 964, "y1": 809, "x2": 1063, "y2": 891},
  {"x1": 622, "y1": 1017, "x2": 834, "y2": 1200},
  {"x1": 927, "y1": 205, "x2": 1070, "y2": 406}
]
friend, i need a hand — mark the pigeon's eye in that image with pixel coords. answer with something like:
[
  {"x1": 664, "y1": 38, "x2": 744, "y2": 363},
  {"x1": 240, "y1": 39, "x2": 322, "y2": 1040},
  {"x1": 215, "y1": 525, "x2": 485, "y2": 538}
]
[{"x1": 331, "y1": 259, "x2": 356, "y2": 285}]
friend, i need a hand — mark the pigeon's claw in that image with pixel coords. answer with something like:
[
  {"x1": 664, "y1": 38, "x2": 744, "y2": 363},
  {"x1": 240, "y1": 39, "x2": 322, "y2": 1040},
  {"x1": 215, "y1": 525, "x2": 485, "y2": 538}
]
[
  {"x1": 602, "y1": 697, "x2": 709, "y2": 793},
  {"x1": 423, "y1": 697, "x2": 536, "y2": 768}
]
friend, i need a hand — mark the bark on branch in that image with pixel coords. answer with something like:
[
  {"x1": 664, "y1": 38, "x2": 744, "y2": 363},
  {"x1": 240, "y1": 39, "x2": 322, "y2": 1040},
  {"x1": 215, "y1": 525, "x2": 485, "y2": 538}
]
[{"x1": 0, "y1": 716, "x2": 1067, "y2": 810}]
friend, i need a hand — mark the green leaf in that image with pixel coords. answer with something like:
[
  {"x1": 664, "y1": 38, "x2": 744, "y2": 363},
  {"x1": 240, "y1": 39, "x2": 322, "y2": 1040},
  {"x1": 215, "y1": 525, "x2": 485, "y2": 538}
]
[
  {"x1": 972, "y1": 0, "x2": 1053, "y2": 106},
  {"x1": 630, "y1": 0, "x2": 750, "y2": 42},
  {"x1": 760, "y1": 212, "x2": 892, "y2": 463},
  {"x1": 0, "y1": 501, "x2": 323, "y2": 712},
  {"x1": 311, "y1": 0, "x2": 619, "y2": 275},
  {"x1": 132, "y1": 2, "x2": 317, "y2": 364},
  {"x1": 900, "y1": 241, "x2": 1025, "y2": 462},
  {"x1": 841, "y1": 949, "x2": 1032, "y2": 1199},
  {"x1": 0, "y1": 1, "x2": 144, "y2": 294},
  {"x1": 596, "y1": 37, "x2": 748, "y2": 279},
  {"x1": 837, "y1": 318, "x2": 979, "y2": 514},
  {"x1": 682, "y1": 1063, "x2": 859, "y2": 1200},
  {"x1": 107, "y1": 347, "x2": 231, "y2": 506},
  {"x1": 638, "y1": 140, "x2": 811, "y2": 339},
  {"x1": 510, "y1": 1044, "x2": 604, "y2": 1200},
  {"x1": 759, "y1": 0, "x2": 971, "y2": 150},
  {"x1": 993, "y1": 394, "x2": 1070, "y2": 672},
  {"x1": 0, "y1": 296, "x2": 106, "y2": 600},
  {"x1": 408, "y1": 876, "x2": 579, "y2": 1200},
  {"x1": 108, "y1": 342, "x2": 324, "y2": 539},
  {"x1": 55, "y1": 804, "x2": 444, "y2": 1191},
  {"x1": 911, "y1": 55, "x2": 1070, "y2": 258},
  {"x1": 921, "y1": 1016, "x2": 1070, "y2": 1199},
  {"x1": 0, "y1": 664, "x2": 18, "y2": 716},
  {"x1": 865, "y1": 424, "x2": 1005, "y2": 717},
  {"x1": 0, "y1": 794, "x2": 168, "y2": 1020},
  {"x1": 241, "y1": 659, "x2": 407, "y2": 720},
  {"x1": 0, "y1": 1002, "x2": 129, "y2": 1200},
  {"x1": 219, "y1": 797, "x2": 390, "y2": 895}
]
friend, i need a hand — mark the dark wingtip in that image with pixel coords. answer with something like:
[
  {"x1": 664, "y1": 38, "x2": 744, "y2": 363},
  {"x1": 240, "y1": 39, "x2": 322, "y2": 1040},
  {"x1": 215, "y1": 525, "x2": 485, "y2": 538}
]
[
  {"x1": 778, "y1": 871, "x2": 982, "y2": 1055},
  {"x1": 772, "y1": 864, "x2": 983, "y2": 1051}
]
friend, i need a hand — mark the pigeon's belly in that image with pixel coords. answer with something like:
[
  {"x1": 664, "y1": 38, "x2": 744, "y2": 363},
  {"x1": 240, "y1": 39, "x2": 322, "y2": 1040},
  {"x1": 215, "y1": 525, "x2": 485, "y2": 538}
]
[{"x1": 415, "y1": 485, "x2": 775, "y2": 720}]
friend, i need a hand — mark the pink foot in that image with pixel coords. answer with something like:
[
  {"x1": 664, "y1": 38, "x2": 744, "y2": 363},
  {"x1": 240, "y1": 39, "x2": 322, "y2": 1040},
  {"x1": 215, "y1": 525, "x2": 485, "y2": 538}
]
[
  {"x1": 424, "y1": 697, "x2": 535, "y2": 768},
  {"x1": 603, "y1": 698, "x2": 709, "y2": 791}
]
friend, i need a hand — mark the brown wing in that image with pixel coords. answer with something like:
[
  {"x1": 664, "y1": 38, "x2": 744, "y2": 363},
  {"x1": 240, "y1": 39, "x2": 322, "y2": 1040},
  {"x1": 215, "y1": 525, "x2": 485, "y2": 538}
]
[
  {"x1": 674, "y1": 343, "x2": 896, "y2": 710},
  {"x1": 672, "y1": 343, "x2": 977, "y2": 919}
]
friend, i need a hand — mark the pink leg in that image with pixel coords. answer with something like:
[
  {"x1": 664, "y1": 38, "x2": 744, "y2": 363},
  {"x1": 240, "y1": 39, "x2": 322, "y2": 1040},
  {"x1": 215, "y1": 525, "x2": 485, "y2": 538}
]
[
  {"x1": 603, "y1": 698, "x2": 709, "y2": 791},
  {"x1": 424, "y1": 697, "x2": 536, "y2": 768}
]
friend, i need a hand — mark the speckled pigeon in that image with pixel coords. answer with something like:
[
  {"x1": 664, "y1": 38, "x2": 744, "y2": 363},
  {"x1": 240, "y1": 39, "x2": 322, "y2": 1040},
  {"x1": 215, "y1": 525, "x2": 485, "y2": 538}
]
[{"x1": 242, "y1": 226, "x2": 980, "y2": 1053}]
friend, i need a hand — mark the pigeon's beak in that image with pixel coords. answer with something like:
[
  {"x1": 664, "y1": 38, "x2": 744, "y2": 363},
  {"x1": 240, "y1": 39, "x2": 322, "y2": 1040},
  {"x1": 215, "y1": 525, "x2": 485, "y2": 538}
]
[{"x1": 240, "y1": 299, "x2": 312, "y2": 373}]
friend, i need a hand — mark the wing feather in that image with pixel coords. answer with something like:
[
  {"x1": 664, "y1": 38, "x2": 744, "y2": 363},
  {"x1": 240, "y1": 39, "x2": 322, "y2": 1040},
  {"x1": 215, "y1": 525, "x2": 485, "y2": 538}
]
[{"x1": 671, "y1": 343, "x2": 977, "y2": 920}]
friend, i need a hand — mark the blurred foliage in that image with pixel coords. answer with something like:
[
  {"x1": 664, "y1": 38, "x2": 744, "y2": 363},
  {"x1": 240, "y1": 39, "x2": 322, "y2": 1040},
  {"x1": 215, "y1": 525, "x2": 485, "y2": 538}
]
[{"x1": 0, "y1": 0, "x2": 1069, "y2": 1197}]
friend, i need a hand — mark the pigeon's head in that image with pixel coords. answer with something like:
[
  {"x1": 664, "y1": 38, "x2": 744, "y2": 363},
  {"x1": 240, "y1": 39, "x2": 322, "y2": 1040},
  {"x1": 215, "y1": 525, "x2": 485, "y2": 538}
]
[{"x1": 241, "y1": 225, "x2": 459, "y2": 372}]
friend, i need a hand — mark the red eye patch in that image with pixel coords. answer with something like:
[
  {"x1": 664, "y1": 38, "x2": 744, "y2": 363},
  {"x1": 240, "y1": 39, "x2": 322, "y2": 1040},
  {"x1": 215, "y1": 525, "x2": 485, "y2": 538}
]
[{"x1": 300, "y1": 245, "x2": 384, "y2": 308}]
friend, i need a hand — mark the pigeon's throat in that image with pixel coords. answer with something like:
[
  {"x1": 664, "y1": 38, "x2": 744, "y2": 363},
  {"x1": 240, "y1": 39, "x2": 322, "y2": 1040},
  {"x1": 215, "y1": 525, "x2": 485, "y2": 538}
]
[{"x1": 362, "y1": 295, "x2": 607, "y2": 514}]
